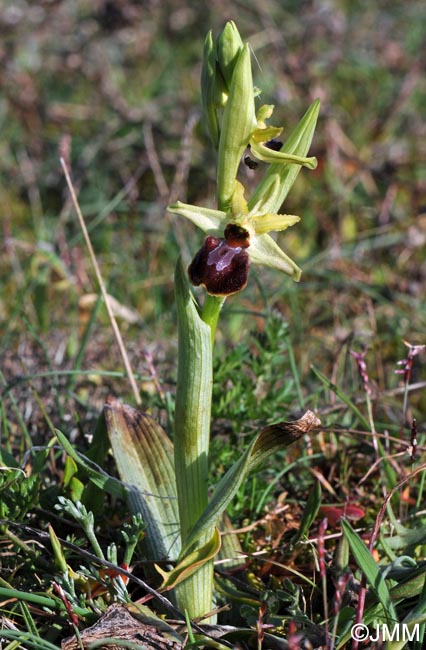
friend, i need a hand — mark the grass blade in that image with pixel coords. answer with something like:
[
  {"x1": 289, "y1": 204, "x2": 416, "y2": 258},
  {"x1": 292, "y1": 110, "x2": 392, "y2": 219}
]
[
  {"x1": 55, "y1": 428, "x2": 127, "y2": 499},
  {"x1": 341, "y1": 519, "x2": 397, "y2": 623},
  {"x1": 310, "y1": 364, "x2": 370, "y2": 428},
  {"x1": 293, "y1": 480, "x2": 322, "y2": 543}
]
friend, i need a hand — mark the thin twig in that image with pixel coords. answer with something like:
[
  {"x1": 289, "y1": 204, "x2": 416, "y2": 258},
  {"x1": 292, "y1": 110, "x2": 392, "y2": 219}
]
[
  {"x1": 143, "y1": 122, "x2": 169, "y2": 199},
  {"x1": 168, "y1": 109, "x2": 200, "y2": 204},
  {"x1": 60, "y1": 157, "x2": 142, "y2": 405}
]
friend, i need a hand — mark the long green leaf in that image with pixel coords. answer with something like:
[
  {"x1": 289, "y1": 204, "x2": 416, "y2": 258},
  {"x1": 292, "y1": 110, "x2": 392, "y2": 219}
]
[
  {"x1": 182, "y1": 411, "x2": 321, "y2": 555},
  {"x1": 0, "y1": 632, "x2": 61, "y2": 650},
  {"x1": 293, "y1": 480, "x2": 322, "y2": 543},
  {"x1": 341, "y1": 519, "x2": 398, "y2": 622},
  {"x1": 104, "y1": 398, "x2": 181, "y2": 562},
  {"x1": 390, "y1": 563, "x2": 426, "y2": 601},
  {"x1": 310, "y1": 365, "x2": 370, "y2": 428},
  {"x1": 55, "y1": 428, "x2": 127, "y2": 499}
]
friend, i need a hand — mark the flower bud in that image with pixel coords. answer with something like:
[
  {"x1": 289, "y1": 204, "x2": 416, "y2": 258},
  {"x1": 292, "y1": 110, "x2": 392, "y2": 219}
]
[
  {"x1": 201, "y1": 31, "x2": 227, "y2": 147},
  {"x1": 216, "y1": 21, "x2": 244, "y2": 89},
  {"x1": 217, "y1": 43, "x2": 256, "y2": 211}
]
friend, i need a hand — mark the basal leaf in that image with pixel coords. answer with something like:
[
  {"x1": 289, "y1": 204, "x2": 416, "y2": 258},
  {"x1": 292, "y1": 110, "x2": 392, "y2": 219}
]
[{"x1": 104, "y1": 398, "x2": 181, "y2": 562}]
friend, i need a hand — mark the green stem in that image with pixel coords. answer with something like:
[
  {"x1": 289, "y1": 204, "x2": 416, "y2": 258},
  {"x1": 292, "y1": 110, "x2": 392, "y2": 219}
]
[
  {"x1": 173, "y1": 262, "x2": 221, "y2": 621},
  {"x1": 174, "y1": 264, "x2": 213, "y2": 543},
  {"x1": 201, "y1": 294, "x2": 226, "y2": 345}
]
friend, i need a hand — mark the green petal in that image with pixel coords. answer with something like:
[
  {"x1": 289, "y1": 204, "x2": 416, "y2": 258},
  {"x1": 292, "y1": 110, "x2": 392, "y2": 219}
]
[
  {"x1": 230, "y1": 179, "x2": 249, "y2": 217},
  {"x1": 250, "y1": 125, "x2": 283, "y2": 143},
  {"x1": 168, "y1": 201, "x2": 226, "y2": 235},
  {"x1": 250, "y1": 140, "x2": 317, "y2": 169},
  {"x1": 249, "y1": 232, "x2": 302, "y2": 280},
  {"x1": 251, "y1": 213, "x2": 300, "y2": 234},
  {"x1": 256, "y1": 104, "x2": 274, "y2": 123}
]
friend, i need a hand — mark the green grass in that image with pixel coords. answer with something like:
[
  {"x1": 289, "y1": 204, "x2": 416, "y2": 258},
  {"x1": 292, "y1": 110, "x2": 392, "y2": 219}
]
[{"x1": 1, "y1": 0, "x2": 425, "y2": 647}]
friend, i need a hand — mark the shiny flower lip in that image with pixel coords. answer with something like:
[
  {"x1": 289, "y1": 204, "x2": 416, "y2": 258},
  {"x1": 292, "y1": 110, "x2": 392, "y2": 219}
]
[{"x1": 188, "y1": 223, "x2": 251, "y2": 296}]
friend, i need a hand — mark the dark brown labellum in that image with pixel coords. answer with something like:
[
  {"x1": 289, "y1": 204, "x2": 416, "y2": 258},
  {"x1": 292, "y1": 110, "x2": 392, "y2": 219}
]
[
  {"x1": 188, "y1": 235, "x2": 250, "y2": 296},
  {"x1": 264, "y1": 138, "x2": 283, "y2": 151}
]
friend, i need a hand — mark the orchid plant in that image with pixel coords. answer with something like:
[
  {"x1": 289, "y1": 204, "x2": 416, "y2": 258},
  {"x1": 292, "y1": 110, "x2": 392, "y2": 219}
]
[{"x1": 63, "y1": 22, "x2": 321, "y2": 626}]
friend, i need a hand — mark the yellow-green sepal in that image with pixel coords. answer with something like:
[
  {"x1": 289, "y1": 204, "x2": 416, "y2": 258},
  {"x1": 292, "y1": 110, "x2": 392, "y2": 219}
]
[
  {"x1": 168, "y1": 201, "x2": 225, "y2": 235},
  {"x1": 249, "y1": 232, "x2": 302, "y2": 280}
]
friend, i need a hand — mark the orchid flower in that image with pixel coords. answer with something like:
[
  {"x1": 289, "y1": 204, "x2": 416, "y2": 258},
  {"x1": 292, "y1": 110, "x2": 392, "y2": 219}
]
[{"x1": 169, "y1": 180, "x2": 302, "y2": 295}]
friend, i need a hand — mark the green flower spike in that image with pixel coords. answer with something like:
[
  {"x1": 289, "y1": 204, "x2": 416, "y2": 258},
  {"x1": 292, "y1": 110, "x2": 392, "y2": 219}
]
[
  {"x1": 216, "y1": 42, "x2": 257, "y2": 211},
  {"x1": 216, "y1": 20, "x2": 244, "y2": 88},
  {"x1": 202, "y1": 21, "x2": 318, "y2": 213}
]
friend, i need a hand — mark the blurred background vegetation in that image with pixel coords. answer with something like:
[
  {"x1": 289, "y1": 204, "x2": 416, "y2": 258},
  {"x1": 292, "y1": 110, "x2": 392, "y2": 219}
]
[
  {"x1": 1, "y1": 0, "x2": 425, "y2": 443},
  {"x1": 1, "y1": 1, "x2": 426, "y2": 643}
]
